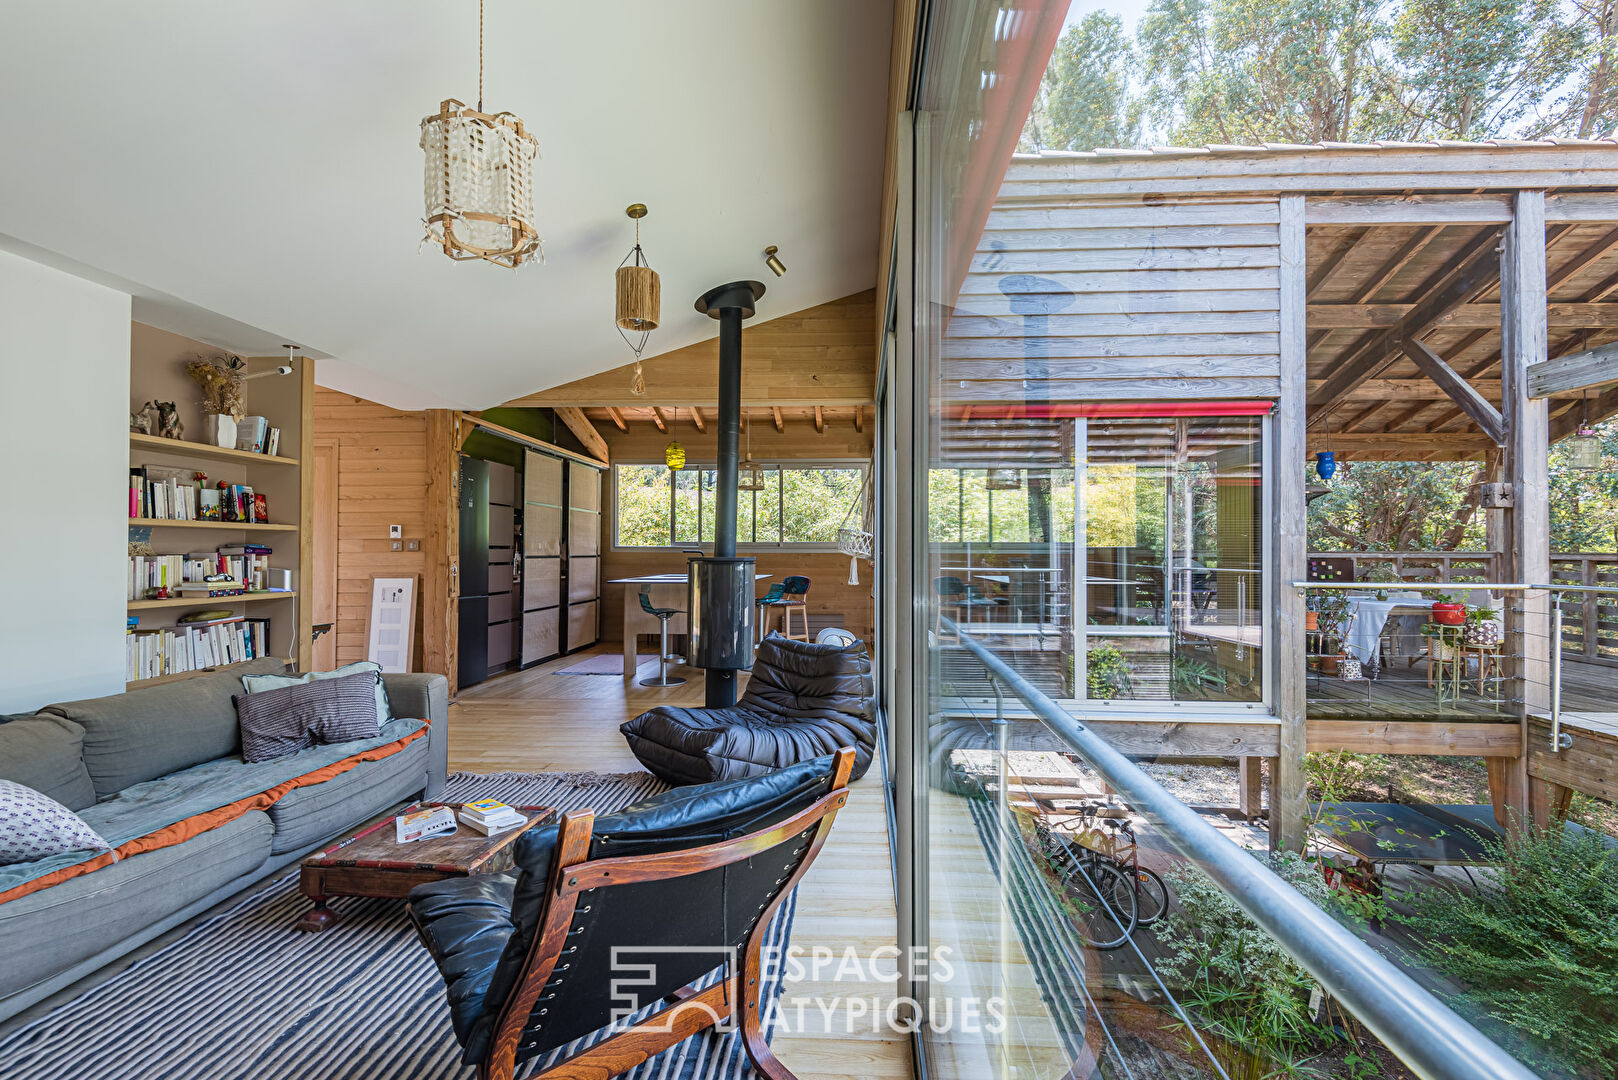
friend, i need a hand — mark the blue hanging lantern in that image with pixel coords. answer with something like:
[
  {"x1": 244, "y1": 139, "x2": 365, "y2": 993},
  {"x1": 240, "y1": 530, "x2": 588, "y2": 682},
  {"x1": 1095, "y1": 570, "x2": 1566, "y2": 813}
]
[{"x1": 1315, "y1": 450, "x2": 1337, "y2": 480}]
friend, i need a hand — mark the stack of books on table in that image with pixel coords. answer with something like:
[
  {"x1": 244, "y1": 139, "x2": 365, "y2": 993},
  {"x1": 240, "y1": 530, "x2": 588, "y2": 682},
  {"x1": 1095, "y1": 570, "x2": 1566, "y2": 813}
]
[{"x1": 458, "y1": 799, "x2": 526, "y2": 835}]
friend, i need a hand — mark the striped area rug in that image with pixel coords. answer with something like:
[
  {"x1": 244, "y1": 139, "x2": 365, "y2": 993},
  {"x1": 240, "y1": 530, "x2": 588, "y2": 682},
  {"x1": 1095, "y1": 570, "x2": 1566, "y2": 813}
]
[{"x1": 0, "y1": 770, "x2": 801, "y2": 1080}]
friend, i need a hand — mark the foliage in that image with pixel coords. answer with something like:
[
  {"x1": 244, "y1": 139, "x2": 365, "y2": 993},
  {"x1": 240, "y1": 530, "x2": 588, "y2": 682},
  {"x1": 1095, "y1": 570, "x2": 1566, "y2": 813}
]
[
  {"x1": 1171, "y1": 653, "x2": 1231, "y2": 698},
  {"x1": 1025, "y1": 0, "x2": 1609, "y2": 150},
  {"x1": 1395, "y1": 826, "x2": 1618, "y2": 1075},
  {"x1": 615, "y1": 463, "x2": 861, "y2": 547},
  {"x1": 1308, "y1": 592, "x2": 1352, "y2": 651},
  {"x1": 929, "y1": 468, "x2": 1076, "y2": 544},
  {"x1": 1156, "y1": 852, "x2": 1339, "y2": 1076},
  {"x1": 1307, "y1": 460, "x2": 1488, "y2": 552},
  {"x1": 1549, "y1": 419, "x2": 1618, "y2": 552},
  {"x1": 1086, "y1": 641, "x2": 1134, "y2": 698}
]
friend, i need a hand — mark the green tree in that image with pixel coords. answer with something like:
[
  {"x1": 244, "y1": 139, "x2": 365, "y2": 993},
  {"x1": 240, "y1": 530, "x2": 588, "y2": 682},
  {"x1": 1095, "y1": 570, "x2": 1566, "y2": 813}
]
[
  {"x1": 1306, "y1": 460, "x2": 1488, "y2": 550},
  {"x1": 1549, "y1": 420, "x2": 1618, "y2": 551},
  {"x1": 1020, "y1": 13, "x2": 1142, "y2": 152}
]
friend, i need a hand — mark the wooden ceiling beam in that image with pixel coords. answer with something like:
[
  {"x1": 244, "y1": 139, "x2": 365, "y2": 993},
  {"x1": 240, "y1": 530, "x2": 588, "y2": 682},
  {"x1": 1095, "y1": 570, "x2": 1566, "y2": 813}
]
[
  {"x1": 1546, "y1": 225, "x2": 1618, "y2": 294},
  {"x1": 690, "y1": 407, "x2": 706, "y2": 433},
  {"x1": 605, "y1": 406, "x2": 628, "y2": 432},
  {"x1": 650, "y1": 407, "x2": 668, "y2": 433},
  {"x1": 554, "y1": 406, "x2": 610, "y2": 463},
  {"x1": 772, "y1": 407, "x2": 784, "y2": 433},
  {"x1": 854, "y1": 405, "x2": 864, "y2": 432},
  {"x1": 1528, "y1": 340, "x2": 1618, "y2": 398},
  {"x1": 1308, "y1": 302, "x2": 1618, "y2": 329},
  {"x1": 1551, "y1": 385, "x2": 1618, "y2": 441},
  {"x1": 1398, "y1": 339, "x2": 1505, "y2": 443},
  {"x1": 1327, "y1": 378, "x2": 1504, "y2": 400},
  {"x1": 814, "y1": 405, "x2": 824, "y2": 433},
  {"x1": 1305, "y1": 431, "x2": 1492, "y2": 460}
]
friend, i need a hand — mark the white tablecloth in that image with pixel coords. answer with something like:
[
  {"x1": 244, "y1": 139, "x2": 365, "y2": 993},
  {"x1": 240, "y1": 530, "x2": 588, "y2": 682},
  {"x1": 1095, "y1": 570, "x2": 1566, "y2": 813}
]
[{"x1": 1342, "y1": 594, "x2": 1430, "y2": 664}]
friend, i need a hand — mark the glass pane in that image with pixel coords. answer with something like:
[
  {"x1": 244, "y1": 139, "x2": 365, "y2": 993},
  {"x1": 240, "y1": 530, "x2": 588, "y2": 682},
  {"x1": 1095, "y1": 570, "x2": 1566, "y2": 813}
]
[
  {"x1": 670, "y1": 468, "x2": 699, "y2": 545},
  {"x1": 929, "y1": 468, "x2": 961, "y2": 542},
  {"x1": 754, "y1": 468, "x2": 782, "y2": 543},
  {"x1": 698, "y1": 469, "x2": 716, "y2": 543},
  {"x1": 782, "y1": 467, "x2": 862, "y2": 542},
  {"x1": 613, "y1": 464, "x2": 671, "y2": 547}
]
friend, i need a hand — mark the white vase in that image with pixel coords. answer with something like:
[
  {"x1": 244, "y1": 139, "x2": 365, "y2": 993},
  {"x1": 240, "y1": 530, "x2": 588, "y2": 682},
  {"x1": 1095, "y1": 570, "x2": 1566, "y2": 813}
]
[{"x1": 205, "y1": 413, "x2": 238, "y2": 449}]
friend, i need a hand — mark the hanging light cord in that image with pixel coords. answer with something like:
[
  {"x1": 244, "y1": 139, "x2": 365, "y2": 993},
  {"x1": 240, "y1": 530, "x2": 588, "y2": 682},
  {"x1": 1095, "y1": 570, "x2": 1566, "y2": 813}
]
[{"x1": 478, "y1": 0, "x2": 485, "y2": 112}]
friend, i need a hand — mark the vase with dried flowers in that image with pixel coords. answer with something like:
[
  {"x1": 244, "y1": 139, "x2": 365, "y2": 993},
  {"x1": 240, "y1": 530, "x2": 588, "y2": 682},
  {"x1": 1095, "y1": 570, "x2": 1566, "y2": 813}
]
[{"x1": 185, "y1": 353, "x2": 247, "y2": 448}]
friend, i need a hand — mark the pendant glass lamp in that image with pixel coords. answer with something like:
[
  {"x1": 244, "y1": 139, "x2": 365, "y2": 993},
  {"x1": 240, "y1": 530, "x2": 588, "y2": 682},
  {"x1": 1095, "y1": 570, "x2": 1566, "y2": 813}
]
[
  {"x1": 419, "y1": 0, "x2": 541, "y2": 269},
  {"x1": 1569, "y1": 424, "x2": 1602, "y2": 469},
  {"x1": 739, "y1": 409, "x2": 766, "y2": 491},
  {"x1": 665, "y1": 409, "x2": 685, "y2": 471},
  {"x1": 616, "y1": 204, "x2": 659, "y2": 396},
  {"x1": 986, "y1": 468, "x2": 1023, "y2": 490}
]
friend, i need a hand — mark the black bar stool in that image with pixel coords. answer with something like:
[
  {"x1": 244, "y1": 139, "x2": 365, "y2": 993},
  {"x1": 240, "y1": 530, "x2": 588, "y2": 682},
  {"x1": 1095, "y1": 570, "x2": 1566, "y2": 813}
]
[{"x1": 638, "y1": 590, "x2": 686, "y2": 687}]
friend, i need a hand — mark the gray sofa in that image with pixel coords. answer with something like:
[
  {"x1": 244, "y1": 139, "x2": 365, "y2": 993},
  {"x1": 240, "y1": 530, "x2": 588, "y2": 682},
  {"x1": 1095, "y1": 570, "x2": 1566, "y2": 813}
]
[{"x1": 0, "y1": 658, "x2": 450, "y2": 1021}]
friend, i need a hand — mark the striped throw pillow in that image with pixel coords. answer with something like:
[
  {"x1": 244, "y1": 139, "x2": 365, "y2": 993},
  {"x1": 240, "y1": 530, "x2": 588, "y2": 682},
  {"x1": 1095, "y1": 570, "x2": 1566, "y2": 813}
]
[{"x1": 232, "y1": 671, "x2": 381, "y2": 764}]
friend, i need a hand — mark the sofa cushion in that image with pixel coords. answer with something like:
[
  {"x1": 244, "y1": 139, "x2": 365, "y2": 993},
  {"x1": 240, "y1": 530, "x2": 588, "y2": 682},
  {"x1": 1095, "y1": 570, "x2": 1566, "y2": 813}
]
[
  {"x1": 408, "y1": 873, "x2": 518, "y2": 1052},
  {"x1": 265, "y1": 732, "x2": 429, "y2": 853},
  {"x1": 0, "y1": 780, "x2": 110, "y2": 866},
  {"x1": 0, "y1": 714, "x2": 97, "y2": 810},
  {"x1": 233, "y1": 671, "x2": 381, "y2": 763},
  {"x1": 0, "y1": 809, "x2": 273, "y2": 1001},
  {"x1": 242, "y1": 660, "x2": 394, "y2": 725},
  {"x1": 42, "y1": 657, "x2": 288, "y2": 799}
]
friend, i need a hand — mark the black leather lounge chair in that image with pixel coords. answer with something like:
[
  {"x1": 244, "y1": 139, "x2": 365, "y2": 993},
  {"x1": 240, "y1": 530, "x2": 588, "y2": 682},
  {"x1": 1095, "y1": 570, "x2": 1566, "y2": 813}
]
[
  {"x1": 408, "y1": 749, "x2": 856, "y2": 1080},
  {"x1": 620, "y1": 634, "x2": 877, "y2": 786}
]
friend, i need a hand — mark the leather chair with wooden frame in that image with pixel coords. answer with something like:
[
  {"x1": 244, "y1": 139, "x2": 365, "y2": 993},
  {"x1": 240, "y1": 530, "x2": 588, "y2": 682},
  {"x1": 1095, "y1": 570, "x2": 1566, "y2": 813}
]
[{"x1": 408, "y1": 749, "x2": 857, "y2": 1080}]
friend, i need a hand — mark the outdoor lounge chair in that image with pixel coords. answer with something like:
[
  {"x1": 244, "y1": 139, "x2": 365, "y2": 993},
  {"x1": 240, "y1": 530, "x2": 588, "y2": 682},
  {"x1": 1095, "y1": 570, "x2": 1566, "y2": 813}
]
[{"x1": 408, "y1": 749, "x2": 856, "y2": 1080}]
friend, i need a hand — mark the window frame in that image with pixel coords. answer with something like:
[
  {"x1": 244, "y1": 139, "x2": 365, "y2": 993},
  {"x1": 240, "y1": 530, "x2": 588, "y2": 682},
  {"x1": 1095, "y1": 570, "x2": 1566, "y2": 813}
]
[{"x1": 610, "y1": 457, "x2": 871, "y2": 553}]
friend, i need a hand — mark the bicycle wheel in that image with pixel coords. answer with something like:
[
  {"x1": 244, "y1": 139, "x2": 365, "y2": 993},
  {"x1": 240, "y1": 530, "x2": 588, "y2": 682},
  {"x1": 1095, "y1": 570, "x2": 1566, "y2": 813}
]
[
  {"x1": 1072, "y1": 860, "x2": 1136, "y2": 950},
  {"x1": 1109, "y1": 866, "x2": 1170, "y2": 927}
]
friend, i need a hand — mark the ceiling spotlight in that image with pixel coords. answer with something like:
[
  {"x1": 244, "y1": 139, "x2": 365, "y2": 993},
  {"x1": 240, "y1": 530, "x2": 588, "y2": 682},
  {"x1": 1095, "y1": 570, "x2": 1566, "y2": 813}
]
[{"x1": 763, "y1": 245, "x2": 786, "y2": 277}]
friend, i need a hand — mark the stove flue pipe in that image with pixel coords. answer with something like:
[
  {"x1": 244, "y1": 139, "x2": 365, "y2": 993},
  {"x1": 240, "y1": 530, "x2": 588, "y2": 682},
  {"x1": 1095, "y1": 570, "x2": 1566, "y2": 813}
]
[{"x1": 690, "y1": 279, "x2": 765, "y2": 706}]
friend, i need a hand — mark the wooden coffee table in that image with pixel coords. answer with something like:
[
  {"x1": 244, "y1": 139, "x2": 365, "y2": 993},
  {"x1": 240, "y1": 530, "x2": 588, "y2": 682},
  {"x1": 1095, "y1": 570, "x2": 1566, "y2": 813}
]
[{"x1": 296, "y1": 802, "x2": 553, "y2": 932}]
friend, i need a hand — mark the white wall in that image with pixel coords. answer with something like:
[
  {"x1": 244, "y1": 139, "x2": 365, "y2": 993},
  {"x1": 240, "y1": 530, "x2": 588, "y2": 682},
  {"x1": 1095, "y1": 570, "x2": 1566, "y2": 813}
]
[{"x1": 0, "y1": 250, "x2": 130, "y2": 711}]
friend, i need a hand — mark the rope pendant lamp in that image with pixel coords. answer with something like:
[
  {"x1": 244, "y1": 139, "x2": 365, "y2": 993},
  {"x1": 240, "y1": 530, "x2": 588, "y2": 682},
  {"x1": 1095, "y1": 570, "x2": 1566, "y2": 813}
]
[
  {"x1": 616, "y1": 204, "x2": 660, "y2": 395},
  {"x1": 739, "y1": 408, "x2": 766, "y2": 491},
  {"x1": 419, "y1": 0, "x2": 542, "y2": 269}
]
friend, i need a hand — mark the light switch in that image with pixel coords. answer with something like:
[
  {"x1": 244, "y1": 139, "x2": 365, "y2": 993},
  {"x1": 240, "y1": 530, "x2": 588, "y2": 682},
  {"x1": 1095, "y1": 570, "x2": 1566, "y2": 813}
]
[
  {"x1": 390, "y1": 540, "x2": 403, "y2": 551},
  {"x1": 406, "y1": 539, "x2": 420, "y2": 551}
]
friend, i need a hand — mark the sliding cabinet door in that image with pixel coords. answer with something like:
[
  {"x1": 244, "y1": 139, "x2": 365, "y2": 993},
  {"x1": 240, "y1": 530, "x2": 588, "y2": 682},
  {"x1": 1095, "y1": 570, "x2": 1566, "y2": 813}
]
[
  {"x1": 566, "y1": 459, "x2": 601, "y2": 650},
  {"x1": 521, "y1": 451, "x2": 563, "y2": 665}
]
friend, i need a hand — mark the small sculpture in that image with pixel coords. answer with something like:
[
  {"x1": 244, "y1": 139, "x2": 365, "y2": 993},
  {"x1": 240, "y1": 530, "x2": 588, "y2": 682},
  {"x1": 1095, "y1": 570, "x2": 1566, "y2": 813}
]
[
  {"x1": 130, "y1": 408, "x2": 153, "y2": 435},
  {"x1": 146, "y1": 400, "x2": 184, "y2": 441}
]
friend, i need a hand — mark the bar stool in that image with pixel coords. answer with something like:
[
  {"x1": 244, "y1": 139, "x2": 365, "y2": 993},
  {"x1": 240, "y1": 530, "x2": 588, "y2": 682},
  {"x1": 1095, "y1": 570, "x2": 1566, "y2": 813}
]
[
  {"x1": 638, "y1": 591, "x2": 685, "y2": 688},
  {"x1": 761, "y1": 575, "x2": 812, "y2": 641}
]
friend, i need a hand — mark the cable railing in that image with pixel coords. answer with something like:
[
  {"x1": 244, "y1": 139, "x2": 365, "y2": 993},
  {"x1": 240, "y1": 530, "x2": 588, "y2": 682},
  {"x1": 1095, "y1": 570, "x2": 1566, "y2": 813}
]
[{"x1": 941, "y1": 616, "x2": 1539, "y2": 1080}]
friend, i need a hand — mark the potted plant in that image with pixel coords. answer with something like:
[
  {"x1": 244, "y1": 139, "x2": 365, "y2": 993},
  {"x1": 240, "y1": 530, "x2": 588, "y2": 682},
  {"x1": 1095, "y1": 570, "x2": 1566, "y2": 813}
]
[
  {"x1": 1360, "y1": 560, "x2": 1402, "y2": 601},
  {"x1": 1429, "y1": 591, "x2": 1467, "y2": 626},
  {"x1": 185, "y1": 353, "x2": 247, "y2": 447},
  {"x1": 1463, "y1": 604, "x2": 1503, "y2": 647},
  {"x1": 1312, "y1": 593, "x2": 1351, "y2": 674}
]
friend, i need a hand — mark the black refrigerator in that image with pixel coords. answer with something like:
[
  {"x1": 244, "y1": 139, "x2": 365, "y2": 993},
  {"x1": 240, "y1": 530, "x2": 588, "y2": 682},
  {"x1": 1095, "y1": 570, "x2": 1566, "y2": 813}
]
[{"x1": 457, "y1": 456, "x2": 490, "y2": 689}]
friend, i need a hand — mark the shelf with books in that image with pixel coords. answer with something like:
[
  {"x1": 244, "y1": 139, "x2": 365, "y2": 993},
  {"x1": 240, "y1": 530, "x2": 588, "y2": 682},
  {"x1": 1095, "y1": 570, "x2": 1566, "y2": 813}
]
[
  {"x1": 128, "y1": 517, "x2": 299, "y2": 532},
  {"x1": 126, "y1": 658, "x2": 272, "y2": 691},
  {"x1": 128, "y1": 591, "x2": 298, "y2": 611},
  {"x1": 129, "y1": 432, "x2": 298, "y2": 467}
]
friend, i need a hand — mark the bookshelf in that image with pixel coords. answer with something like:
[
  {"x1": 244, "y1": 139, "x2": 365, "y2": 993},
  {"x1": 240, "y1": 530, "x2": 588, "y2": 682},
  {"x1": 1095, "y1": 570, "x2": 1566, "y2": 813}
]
[{"x1": 128, "y1": 325, "x2": 313, "y2": 685}]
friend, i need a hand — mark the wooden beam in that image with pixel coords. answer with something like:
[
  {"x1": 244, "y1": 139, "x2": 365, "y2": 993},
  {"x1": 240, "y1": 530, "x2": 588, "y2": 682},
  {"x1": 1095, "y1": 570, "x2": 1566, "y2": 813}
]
[
  {"x1": 1309, "y1": 228, "x2": 1503, "y2": 415},
  {"x1": 1306, "y1": 194, "x2": 1512, "y2": 225},
  {"x1": 1305, "y1": 226, "x2": 1371, "y2": 297},
  {"x1": 690, "y1": 406, "x2": 706, "y2": 434},
  {"x1": 650, "y1": 407, "x2": 668, "y2": 433},
  {"x1": 1500, "y1": 189, "x2": 1551, "y2": 830},
  {"x1": 423, "y1": 410, "x2": 459, "y2": 690},
  {"x1": 1329, "y1": 377, "x2": 1503, "y2": 400},
  {"x1": 1305, "y1": 431, "x2": 1493, "y2": 459},
  {"x1": 772, "y1": 407, "x2": 784, "y2": 433},
  {"x1": 814, "y1": 405, "x2": 824, "y2": 433},
  {"x1": 1551, "y1": 385, "x2": 1618, "y2": 441},
  {"x1": 1273, "y1": 194, "x2": 1308, "y2": 855},
  {"x1": 1307, "y1": 720, "x2": 1521, "y2": 756},
  {"x1": 1527, "y1": 340, "x2": 1618, "y2": 398},
  {"x1": 1546, "y1": 192, "x2": 1618, "y2": 222},
  {"x1": 605, "y1": 406, "x2": 628, "y2": 432},
  {"x1": 1398, "y1": 338, "x2": 1505, "y2": 443},
  {"x1": 1309, "y1": 302, "x2": 1618, "y2": 329},
  {"x1": 1546, "y1": 225, "x2": 1618, "y2": 292},
  {"x1": 455, "y1": 413, "x2": 604, "y2": 470},
  {"x1": 554, "y1": 406, "x2": 610, "y2": 464},
  {"x1": 854, "y1": 405, "x2": 864, "y2": 432}
]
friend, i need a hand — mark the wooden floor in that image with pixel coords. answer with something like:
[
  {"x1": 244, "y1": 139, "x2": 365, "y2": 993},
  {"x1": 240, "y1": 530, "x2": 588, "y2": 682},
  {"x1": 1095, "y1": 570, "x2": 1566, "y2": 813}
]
[
  {"x1": 1308, "y1": 655, "x2": 1614, "y2": 719},
  {"x1": 450, "y1": 647, "x2": 913, "y2": 1080}
]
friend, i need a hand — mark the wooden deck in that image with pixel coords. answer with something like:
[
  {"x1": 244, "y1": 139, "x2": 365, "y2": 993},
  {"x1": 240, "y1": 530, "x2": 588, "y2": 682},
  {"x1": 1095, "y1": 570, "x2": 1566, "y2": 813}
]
[
  {"x1": 448, "y1": 647, "x2": 912, "y2": 1080},
  {"x1": 1308, "y1": 655, "x2": 1614, "y2": 720}
]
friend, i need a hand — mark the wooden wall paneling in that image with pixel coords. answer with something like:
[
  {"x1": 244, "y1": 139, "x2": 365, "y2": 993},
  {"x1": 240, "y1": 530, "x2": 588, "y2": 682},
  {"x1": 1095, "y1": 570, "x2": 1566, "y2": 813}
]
[
  {"x1": 295, "y1": 357, "x2": 315, "y2": 669},
  {"x1": 424, "y1": 409, "x2": 459, "y2": 688},
  {"x1": 312, "y1": 437, "x2": 339, "y2": 670}
]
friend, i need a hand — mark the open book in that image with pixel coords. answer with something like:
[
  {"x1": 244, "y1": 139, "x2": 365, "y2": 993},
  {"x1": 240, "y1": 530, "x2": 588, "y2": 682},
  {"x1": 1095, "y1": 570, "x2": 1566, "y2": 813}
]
[{"x1": 395, "y1": 805, "x2": 457, "y2": 844}]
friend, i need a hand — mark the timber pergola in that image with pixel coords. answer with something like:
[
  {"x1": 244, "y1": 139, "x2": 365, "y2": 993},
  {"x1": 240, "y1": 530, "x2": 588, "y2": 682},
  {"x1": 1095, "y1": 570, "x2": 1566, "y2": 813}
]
[{"x1": 957, "y1": 139, "x2": 1618, "y2": 851}]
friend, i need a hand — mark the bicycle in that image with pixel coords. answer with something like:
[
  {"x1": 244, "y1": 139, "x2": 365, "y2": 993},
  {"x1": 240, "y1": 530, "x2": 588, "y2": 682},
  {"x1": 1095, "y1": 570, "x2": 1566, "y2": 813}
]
[{"x1": 1036, "y1": 802, "x2": 1170, "y2": 950}]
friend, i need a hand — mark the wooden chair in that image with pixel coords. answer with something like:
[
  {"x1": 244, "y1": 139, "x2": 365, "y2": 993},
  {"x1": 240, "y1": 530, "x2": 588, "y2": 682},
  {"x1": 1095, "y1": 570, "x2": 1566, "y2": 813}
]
[
  {"x1": 409, "y1": 749, "x2": 857, "y2": 1080},
  {"x1": 759, "y1": 575, "x2": 811, "y2": 641}
]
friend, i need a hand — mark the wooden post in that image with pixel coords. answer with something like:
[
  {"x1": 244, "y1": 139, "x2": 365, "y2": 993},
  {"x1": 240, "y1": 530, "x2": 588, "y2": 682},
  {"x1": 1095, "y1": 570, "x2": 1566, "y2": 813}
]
[
  {"x1": 422, "y1": 410, "x2": 460, "y2": 689},
  {"x1": 1238, "y1": 756, "x2": 1266, "y2": 820},
  {"x1": 1499, "y1": 190, "x2": 1551, "y2": 830},
  {"x1": 1272, "y1": 195, "x2": 1309, "y2": 853},
  {"x1": 296, "y1": 357, "x2": 315, "y2": 672}
]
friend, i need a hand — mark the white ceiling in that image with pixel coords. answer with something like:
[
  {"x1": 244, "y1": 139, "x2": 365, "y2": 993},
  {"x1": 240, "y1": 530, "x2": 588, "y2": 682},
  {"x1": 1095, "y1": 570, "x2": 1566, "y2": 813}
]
[{"x1": 0, "y1": 2, "x2": 890, "y2": 409}]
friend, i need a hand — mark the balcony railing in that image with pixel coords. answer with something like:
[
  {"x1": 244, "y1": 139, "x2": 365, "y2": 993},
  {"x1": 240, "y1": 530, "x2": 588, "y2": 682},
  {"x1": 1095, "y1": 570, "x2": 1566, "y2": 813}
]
[{"x1": 943, "y1": 616, "x2": 1538, "y2": 1080}]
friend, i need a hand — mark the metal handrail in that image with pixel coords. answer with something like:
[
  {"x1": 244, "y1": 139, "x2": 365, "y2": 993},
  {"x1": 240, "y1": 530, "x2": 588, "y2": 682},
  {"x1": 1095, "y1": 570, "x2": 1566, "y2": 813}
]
[{"x1": 941, "y1": 618, "x2": 1538, "y2": 1080}]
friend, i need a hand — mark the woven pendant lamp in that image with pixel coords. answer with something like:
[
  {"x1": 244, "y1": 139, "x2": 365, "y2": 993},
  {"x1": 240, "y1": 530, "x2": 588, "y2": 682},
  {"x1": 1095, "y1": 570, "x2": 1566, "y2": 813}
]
[
  {"x1": 616, "y1": 204, "x2": 659, "y2": 395},
  {"x1": 419, "y1": 0, "x2": 542, "y2": 269}
]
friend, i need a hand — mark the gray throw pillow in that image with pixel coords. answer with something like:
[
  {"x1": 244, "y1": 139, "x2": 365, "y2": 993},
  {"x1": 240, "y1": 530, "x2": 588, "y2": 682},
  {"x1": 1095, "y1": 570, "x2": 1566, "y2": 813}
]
[
  {"x1": 240, "y1": 660, "x2": 393, "y2": 725},
  {"x1": 232, "y1": 671, "x2": 382, "y2": 764}
]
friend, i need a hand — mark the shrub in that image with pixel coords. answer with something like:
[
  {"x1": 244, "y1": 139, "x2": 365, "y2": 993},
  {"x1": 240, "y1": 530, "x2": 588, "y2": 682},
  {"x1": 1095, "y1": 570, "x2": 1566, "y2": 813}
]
[
  {"x1": 1155, "y1": 852, "x2": 1336, "y2": 1077},
  {"x1": 1395, "y1": 826, "x2": 1618, "y2": 1077},
  {"x1": 1086, "y1": 642, "x2": 1133, "y2": 698}
]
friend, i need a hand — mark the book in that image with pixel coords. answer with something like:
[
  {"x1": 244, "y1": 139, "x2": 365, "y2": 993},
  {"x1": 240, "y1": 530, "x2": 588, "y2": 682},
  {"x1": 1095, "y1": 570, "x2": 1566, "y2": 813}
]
[
  {"x1": 396, "y1": 805, "x2": 457, "y2": 844},
  {"x1": 458, "y1": 809, "x2": 526, "y2": 835},
  {"x1": 266, "y1": 427, "x2": 280, "y2": 456},
  {"x1": 461, "y1": 798, "x2": 515, "y2": 821},
  {"x1": 235, "y1": 416, "x2": 268, "y2": 454}
]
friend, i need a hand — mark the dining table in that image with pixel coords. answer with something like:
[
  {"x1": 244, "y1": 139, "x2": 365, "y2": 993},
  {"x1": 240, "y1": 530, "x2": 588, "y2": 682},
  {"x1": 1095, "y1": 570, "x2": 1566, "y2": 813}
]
[{"x1": 607, "y1": 572, "x2": 774, "y2": 680}]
